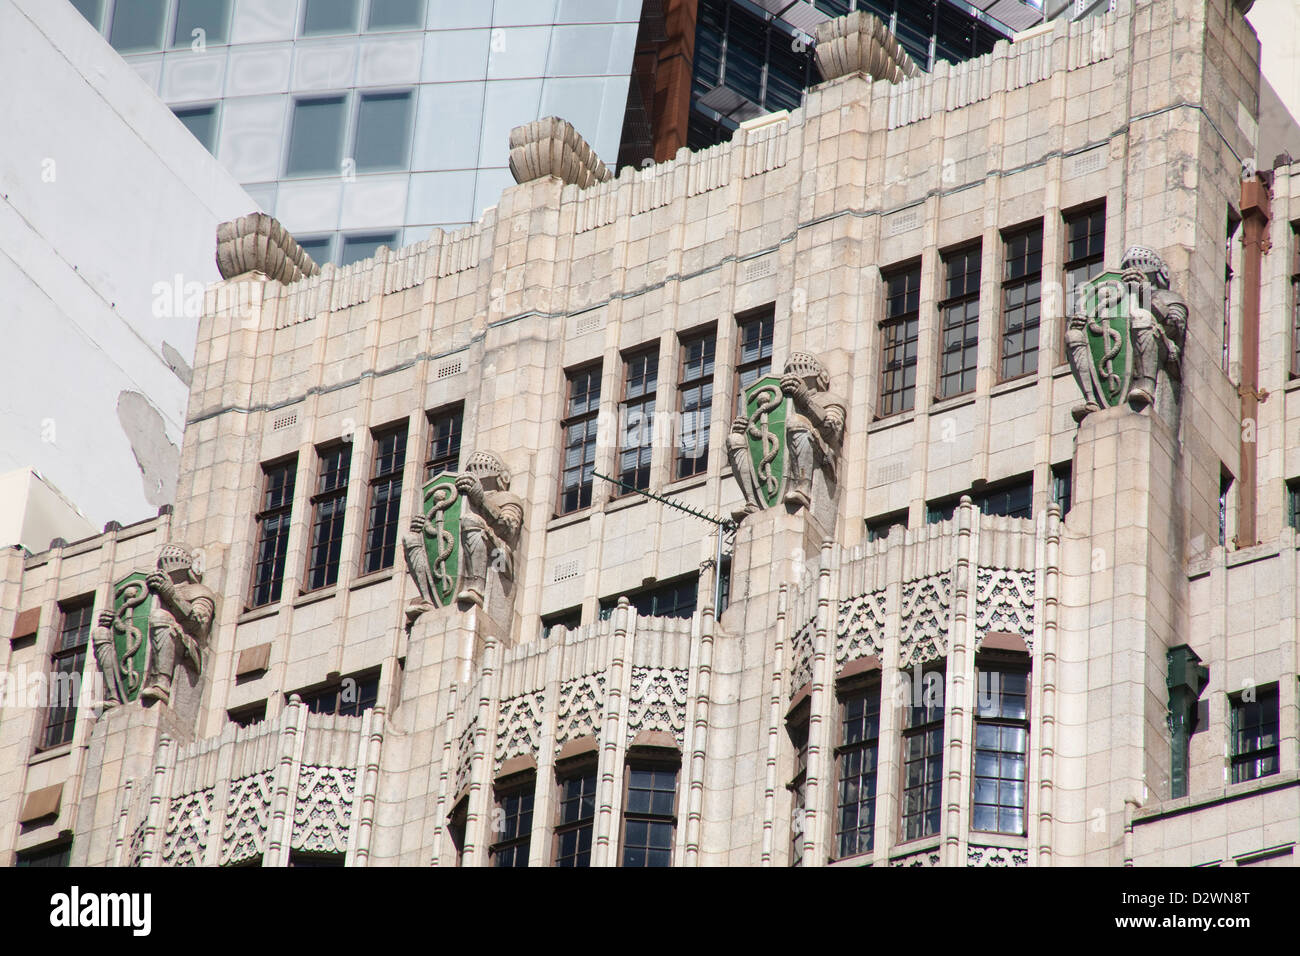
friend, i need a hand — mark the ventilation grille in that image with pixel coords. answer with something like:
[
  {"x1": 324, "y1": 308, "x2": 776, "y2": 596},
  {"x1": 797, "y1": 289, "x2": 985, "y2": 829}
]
[
  {"x1": 571, "y1": 311, "x2": 604, "y2": 337},
  {"x1": 553, "y1": 559, "x2": 581, "y2": 583},
  {"x1": 437, "y1": 360, "x2": 463, "y2": 380},
  {"x1": 886, "y1": 209, "x2": 922, "y2": 236},
  {"x1": 272, "y1": 412, "x2": 298, "y2": 431},
  {"x1": 742, "y1": 258, "x2": 773, "y2": 281},
  {"x1": 871, "y1": 459, "x2": 909, "y2": 487},
  {"x1": 1069, "y1": 147, "x2": 1105, "y2": 178}
]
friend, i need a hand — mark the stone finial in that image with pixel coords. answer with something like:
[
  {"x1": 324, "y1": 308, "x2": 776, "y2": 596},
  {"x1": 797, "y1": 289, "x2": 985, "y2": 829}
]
[
  {"x1": 508, "y1": 117, "x2": 612, "y2": 189},
  {"x1": 215, "y1": 213, "x2": 321, "y2": 283},
  {"x1": 813, "y1": 11, "x2": 922, "y2": 84}
]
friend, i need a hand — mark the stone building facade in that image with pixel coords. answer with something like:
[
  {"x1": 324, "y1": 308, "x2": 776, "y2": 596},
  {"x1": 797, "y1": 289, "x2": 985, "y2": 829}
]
[{"x1": 4, "y1": 0, "x2": 1299, "y2": 867}]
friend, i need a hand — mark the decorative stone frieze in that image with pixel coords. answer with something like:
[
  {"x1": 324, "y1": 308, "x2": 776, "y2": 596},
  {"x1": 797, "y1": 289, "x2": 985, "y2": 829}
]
[
  {"x1": 835, "y1": 590, "x2": 887, "y2": 666},
  {"x1": 508, "y1": 117, "x2": 611, "y2": 188},
  {"x1": 161, "y1": 787, "x2": 213, "y2": 867},
  {"x1": 790, "y1": 619, "x2": 816, "y2": 698},
  {"x1": 221, "y1": 771, "x2": 274, "y2": 866},
  {"x1": 291, "y1": 766, "x2": 355, "y2": 855},
  {"x1": 496, "y1": 691, "x2": 545, "y2": 766},
  {"x1": 899, "y1": 573, "x2": 951, "y2": 667},
  {"x1": 967, "y1": 845, "x2": 1029, "y2": 867},
  {"x1": 974, "y1": 568, "x2": 1036, "y2": 652},
  {"x1": 890, "y1": 848, "x2": 942, "y2": 867},
  {"x1": 626, "y1": 667, "x2": 689, "y2": 748},
  {"x1": 215, "y1": 212, "x2": 320, "y2": 283},
  {"x1": 556, "y1": 674, "x2": 606, "y2": 745}
]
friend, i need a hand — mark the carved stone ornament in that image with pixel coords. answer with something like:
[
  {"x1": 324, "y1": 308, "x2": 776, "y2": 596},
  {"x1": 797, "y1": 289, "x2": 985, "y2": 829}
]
[
  {"x1": 1065, "y1": 246, "x2": 1187, "y2": 422},
  {"x1": 403, "y1": 451, "x2": 524, "y2": 623},
  {"x1": 835, "y1": 590, "x2": 887, "y2": 667},
  {"x1": 496, "y1": 691, "x2": 545, "y2": 766},
  {"x1": 221, "y1": 771, "x2": 274, "y2": 866},
  {"x1": 627, "y1": 667, "x2": 689, "y2": 748},
  {"x1": 899, "y1": 573, "x2": 951, "y2": 667},
  {"x1": 813, "y1": 10, "x2": 922, "y2": 84},
  {"x1": 292, "y1": 766, "x2": 355, "y2": 855},
  {"x1": 162, "y1": 788, "x2": 214, "y2": 867},
  {"x1": 508, "y1": 117, "x2": 612, "y2": 189},
  {"x1": 216, "y1": 212, "x2": 320, "y2": 283},
  {"x1": 92, "y1": 543, "x2": 216, "y2": 708},
  {"x1": 726, "y1": 352, "x2": 846, "y2": 525},
  {"x1": 975, "y1": 568, "x2": 1035, "y2": 652},
  {"x1": 556, "y1": 673, "x2": 606, "y2": 745},
  {"x1": 968, "y1": 845, "x2": 1029, "y2": 867}
]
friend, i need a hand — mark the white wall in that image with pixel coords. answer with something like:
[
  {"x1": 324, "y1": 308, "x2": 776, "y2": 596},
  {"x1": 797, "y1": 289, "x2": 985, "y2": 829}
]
[{"x1": 0, "y1": 0, "x2": 258, "y2": 529}]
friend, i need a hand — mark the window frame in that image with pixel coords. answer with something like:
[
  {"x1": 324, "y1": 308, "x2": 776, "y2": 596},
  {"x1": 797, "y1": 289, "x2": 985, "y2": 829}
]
[
  {"x1": 1290, "y1": 222, "x2": 1300, "y2": 380},
  {"x1": 1229, "y1": 683, "x2": 1280, "y2": 784},
  {"x1": 361, "y1": 422, "x2": 408, "y2": 575},
  {"x1": 291, "y1": 668, "x2": 380, "y2": 718},
  {"x1": 171, "y1": 0, "x2": 233, "y2": 48},
  {"x1": 598, "y1": 574, "x2": 698, "y2": 621},
  {"x1": 284, "y1": 94, "x2": 349, "y2": 178},
  {"x1": 424, "y1": 403, "x2": 464, "y2": 481},
  {"x1": 971, "y1": 659, "x2": 1030, "y2": 836},
  {"x1": 899, "y1": 665, "x2": 946, "y2": 843},
  {"x1": 557, "y1": 363, "x2": 603, "y2": 516},
  {"x1": 304, "y1": 441, "x2": 352, "y2": 593},
  {"x1": 878, "y1": 261, "x2": 922, "y2": 418},
  {"x1": 999, "y1": 222, "x2": 1044, "y2": 382},
  {"x1": 734, "y1": 306, "x2": 775, "y2": 416},
  {"x1": 249, "y1": 455, "x2": 298, "y2": 609},
  {"x1": 38, "y1": 597, "x2": 94, "y2": 752},
  {"x1": 1061, "y1": 201, "x2": 1106, "y2": 362},
  {"x1": 489, "y1": 771, "x2": 536, "y2": 868},
  {"x1": 833, "y1": 673, "x2": 882, "y2": 861},
  {"x1": 552, "y1": 759, "x2": 599, "y2": 867},
  {"x1": 786, "y1": 698, "x2": 810, "y2": 867},
  {"x1": 616, "y1": 345, "x2": 660, "y2": 495},
  {"x1": 618, "y1": 755, "x2": 680, "y2": 867},
  {"x1": 675, "y1": 325, "x2": 717, "y2": 481},
  {"x1": 936, "y1": 242, "x2": 982, "y2": 400}
]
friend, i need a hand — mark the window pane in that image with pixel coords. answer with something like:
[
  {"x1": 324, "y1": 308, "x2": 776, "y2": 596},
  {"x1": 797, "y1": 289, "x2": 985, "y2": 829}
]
[
  {"x1": 70, "y1": 0, "x2": 104, "y2": 29},
  {"x1": 342, "y1": 233, "x2": 398, "y2": 266},
  {"x1": 174, "y1": 106, "x2": 218, "y2": 153},
  {"x1": 297, "y1": 236, "x2": 334, "y2": 267},
  {"x1": 303, "y1": 0, "x2": 359, "y2": 35},
  {"x1": 367, "y1": 0, "x2": 425, "y2": 30},
  {"x1": 173, "y1": 0, "x2": 230, "y2": 46},
  {"x1": 354, "y1": 92, "x2": 414, "y2": 171},
  {"x1": 287, "y1": 97, "x2": 347, "y2": 176},
  {"x1": 109, "y1": 0, "x2": 167, "y2": 52}
]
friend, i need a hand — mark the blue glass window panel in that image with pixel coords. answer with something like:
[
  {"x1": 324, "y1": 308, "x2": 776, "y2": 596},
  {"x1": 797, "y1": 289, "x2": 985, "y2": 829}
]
[
  {"x1": 109, "y1": 0, "x2": 167, "y2": 53},
  {"x1": 354, "y1": 92, "x2": 414, "y2": 171},
  {"x1": 286, "y1": 97, "x2": 347, "y2": 175}
]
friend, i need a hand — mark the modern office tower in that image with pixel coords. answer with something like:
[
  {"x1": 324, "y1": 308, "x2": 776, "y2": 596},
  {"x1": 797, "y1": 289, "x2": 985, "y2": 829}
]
[
  {"x1": 6, "y1": 1, "x2": 1300, "y2": 869},
  {"x1": 0, "y1": 0, "x2": 257, "y2": 537},
  {"x1": 66, "y1": 0, "x2": 645, "y2": 263}
]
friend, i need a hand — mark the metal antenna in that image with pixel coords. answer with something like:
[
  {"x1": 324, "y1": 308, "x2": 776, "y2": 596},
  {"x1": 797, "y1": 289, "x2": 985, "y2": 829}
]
[{"x1": 592, "y1": 471, "x2": 736, "y2": 616}]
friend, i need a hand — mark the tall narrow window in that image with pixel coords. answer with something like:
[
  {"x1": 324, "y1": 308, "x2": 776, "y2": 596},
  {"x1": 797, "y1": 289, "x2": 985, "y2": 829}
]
[
  {"x1": 490, "y1": 775, "x2": 535, "y2": 867},
  {"x1": 363, "y1": 424, "x2": 407, "y2": 573},
  {"x1": 938, "y1": 244, "x2": 981, "y2": 398},
  {"x1": 787, "y1": 703, "x2": 809, "y2": 866},
  {"x1": 1052, "y1": 463, "x2": 1073, "y2": 518},
  {"x1": 835, "y1": 679, "x2": 881, "y2": 859},
  {"x1": 1230, "y1": 684, "x2": 1279, "y2": 783},
  {"x1": 40, "y1": 599, "x2": 93, "y2": 750},
  {"x1": 554, "y1": 765, "x2": 598, "y2": 867},
  {"x1": 425, "y1": 404, "x2": 463, "y2": 480},
  {"x1": 1290, "y1": 223, "x2": 1300, "y2": 379},
  {"x1": 1288, "y1": 479, "x2": 1300, "y2": 531},
  {"x1": 621, "y1": 762, "x2": 679, "y2": 867},
  {"x1": 735, "y1": 308, "x2": 775, "y2": 414},
  {"x1": 879, "y1": 263, "x2": 921, "y2": 416},
  {"x1": 1001, "y1": 224, "x2": 1043, "y2": 380},
  {"x1": 1219, "y1": 467, "x2": 1234, "y2": 548},
  {"x1": 1063, "y1": 203, "x2": 1106, "y2": 336},
  {"x1": 1225, "y1": 209, "x2": 1241, "y2": 372},
  {"x1": 618, "y1": 347, "x2": 659, "y2": 493},
  {"x1": 676, "y1": 329, "x2": 715, "y2": 480},
  {"x1": 972, "y1": 665, "x2": 1029, "y2": 834},
  {"x1": 559, "y1": 365, "x2": 602, "y2": 515},
  {"x1": 901, "y1": 667, "x2": 945, "y2": 841},
  {"x1": 251, "y1": 458, "x2": 297, "y2": 608},
  {"x1": 305, "y1": 443, "x2": 350, "y2": 591}
]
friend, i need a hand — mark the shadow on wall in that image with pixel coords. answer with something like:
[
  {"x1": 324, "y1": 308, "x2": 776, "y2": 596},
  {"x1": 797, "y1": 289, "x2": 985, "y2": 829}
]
[{"x1": 117, "y1": 390, "x2": 179, "y2": 510}]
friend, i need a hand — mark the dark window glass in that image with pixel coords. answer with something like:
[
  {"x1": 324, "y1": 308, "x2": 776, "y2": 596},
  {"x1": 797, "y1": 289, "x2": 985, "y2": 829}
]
[
  {"x1": 289, "y1": 851, "x2": 345, "y2": 866},
  {"x1": 354, "y1": 92, "x2": 414, "y2": 171},
  {"x1": 341, "y1": 233, "x2": 398, "y2": 266},
  {"x1": 901, "y1": 667, "x2": 945, "y2": 841},
  {"x1": 866, "y1": 513, "x2": 907, "y2": 542},
  {"x1": 676, "y1": 330, "x2": 715, "y2": 480},
  {"x1": 600, "y1": 576, "x2": 697, "y2": 621},
  {"x1": 836, "y1": 683, "x2": 881, "y2": 859},
  {"x1": 109, "y1": 0, "x2": 167, "y2": 52},
  {"x1": 15, "y1": 842, "x2": 72, "y2": 867},
  {"x1": 70, "y1": 0, "x2": 105, "y2": 30},
  {"x1": 621, "y1": 765, "x2": 678, "y2": 867},
  {"x1": 788, "y1": 710, "x2": 809, "y2": 866},
  {"x1": 173, "y1": 105, "x2": 218, "y2": 153},
  {"x1": 363, "y1": 425, "x2": 407, "y2": 573},
  {"x1": 306, "y1": 443, "x2": 351, "y2": 591},
  {"x1": 1001, "y1": 225, "x2": 1043, "y2": 380},
  {"x1": 1231, "y1": 685, "x2": 1279, "y2": 783},
  {"x1": 286, "y1": 97, "x2": 347, "y2": 176},
  {"x1": 1219, "y1": 469, "x2": 1233, "y2": 547},
  {"x1": 1291, "y1": 224, "x2": 1300, "y2": 379},
  {"x1": 251, "y1": 459, "x2": 297, "y2": 608},
  {"x1": 618, "y1": 348, "x2": 658, "y2": 493},
  {"x1": 1288, "y1": 479, "x2": 1300, "y2": 532},
  {"x1": 893, "y1": 0, "x2": 936, "y2": 68},
  {"x1": 1053, "y1": 463, "x2": 1072, "y2": 518},
  {"x1": 559, "y1": 365, "x2": 602, "y2": 514},
  {"x1": 425, "y1": 405, "x2": 463, "y2": 480},
  {"x1": 491, "y1": 778, "x2": 535, "y2": 867},
  {"x1": 735, "y1": 309, "x2": 774, "y2": 414},
  {"x1": 973, "y1": 667, "x2": 1029, "y2": 834},
  {"x1": 880, "y1": 264, "x2": 921, "y2": 416},
  {"x1": 1063, "y1": 204, "x2": 1106, "y2": 321},
  {"x1": 939, "y1": 244, "x2": 981, "y2": 398},
  {"x1": 367, "y1": 0, "x2": 425, "y2": 30},
  {"x1": 977, "y1": 478, "x2": 1033, "y2": 519},
  {"x1": 296, "y1": 670, "x2": 379, "y2": 717},
  {"x1": 554, "y1": 768, "x2": 597, "y2": 867},
  {"x1": 1225, "y1": 210, "x2": 1240, "y2": 372},
  {"x1": 40, "y1": 600, "x2": 93, "y2": 750},
  {"x1": 298, "y1": 236, "x2": 334, "y2": 268},
  {"x1": 228, "y1": 702, "x2": 268, "y2": 728},
  {"x1": 173, "y1": 0, "x2": 230, "y2": 46},
  {"x1": 303, "y1": 0, "x2": 359, "y2": 35},
  {"x1": 541, "y1": 608, "x2": 582, "y2": 640}
]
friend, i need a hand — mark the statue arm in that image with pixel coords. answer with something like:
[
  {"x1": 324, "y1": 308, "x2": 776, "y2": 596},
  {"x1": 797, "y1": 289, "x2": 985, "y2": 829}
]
[{"x1": 489, "y1": 501, "x2": 525, "y2": 544}]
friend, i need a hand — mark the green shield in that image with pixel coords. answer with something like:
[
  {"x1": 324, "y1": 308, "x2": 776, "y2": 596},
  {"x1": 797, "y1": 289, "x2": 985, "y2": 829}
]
[
  {"x1": 420, "y1": 474, "x2": 462, "y2": 607},
  {"x1": 743, "y1": 375, "x2": 788, "y2": 509},
  {"x1": 1078, "y1": 271, "x2": 1133, "y2": 408},
  {"x1": 110, "y1": 572, "x2": 153, "y2": 702}
]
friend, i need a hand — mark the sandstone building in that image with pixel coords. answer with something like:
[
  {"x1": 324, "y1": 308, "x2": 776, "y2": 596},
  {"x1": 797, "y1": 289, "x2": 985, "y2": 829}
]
[{"x1": 4, "y1": 0, "x2": 1300, "y2": 867}]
